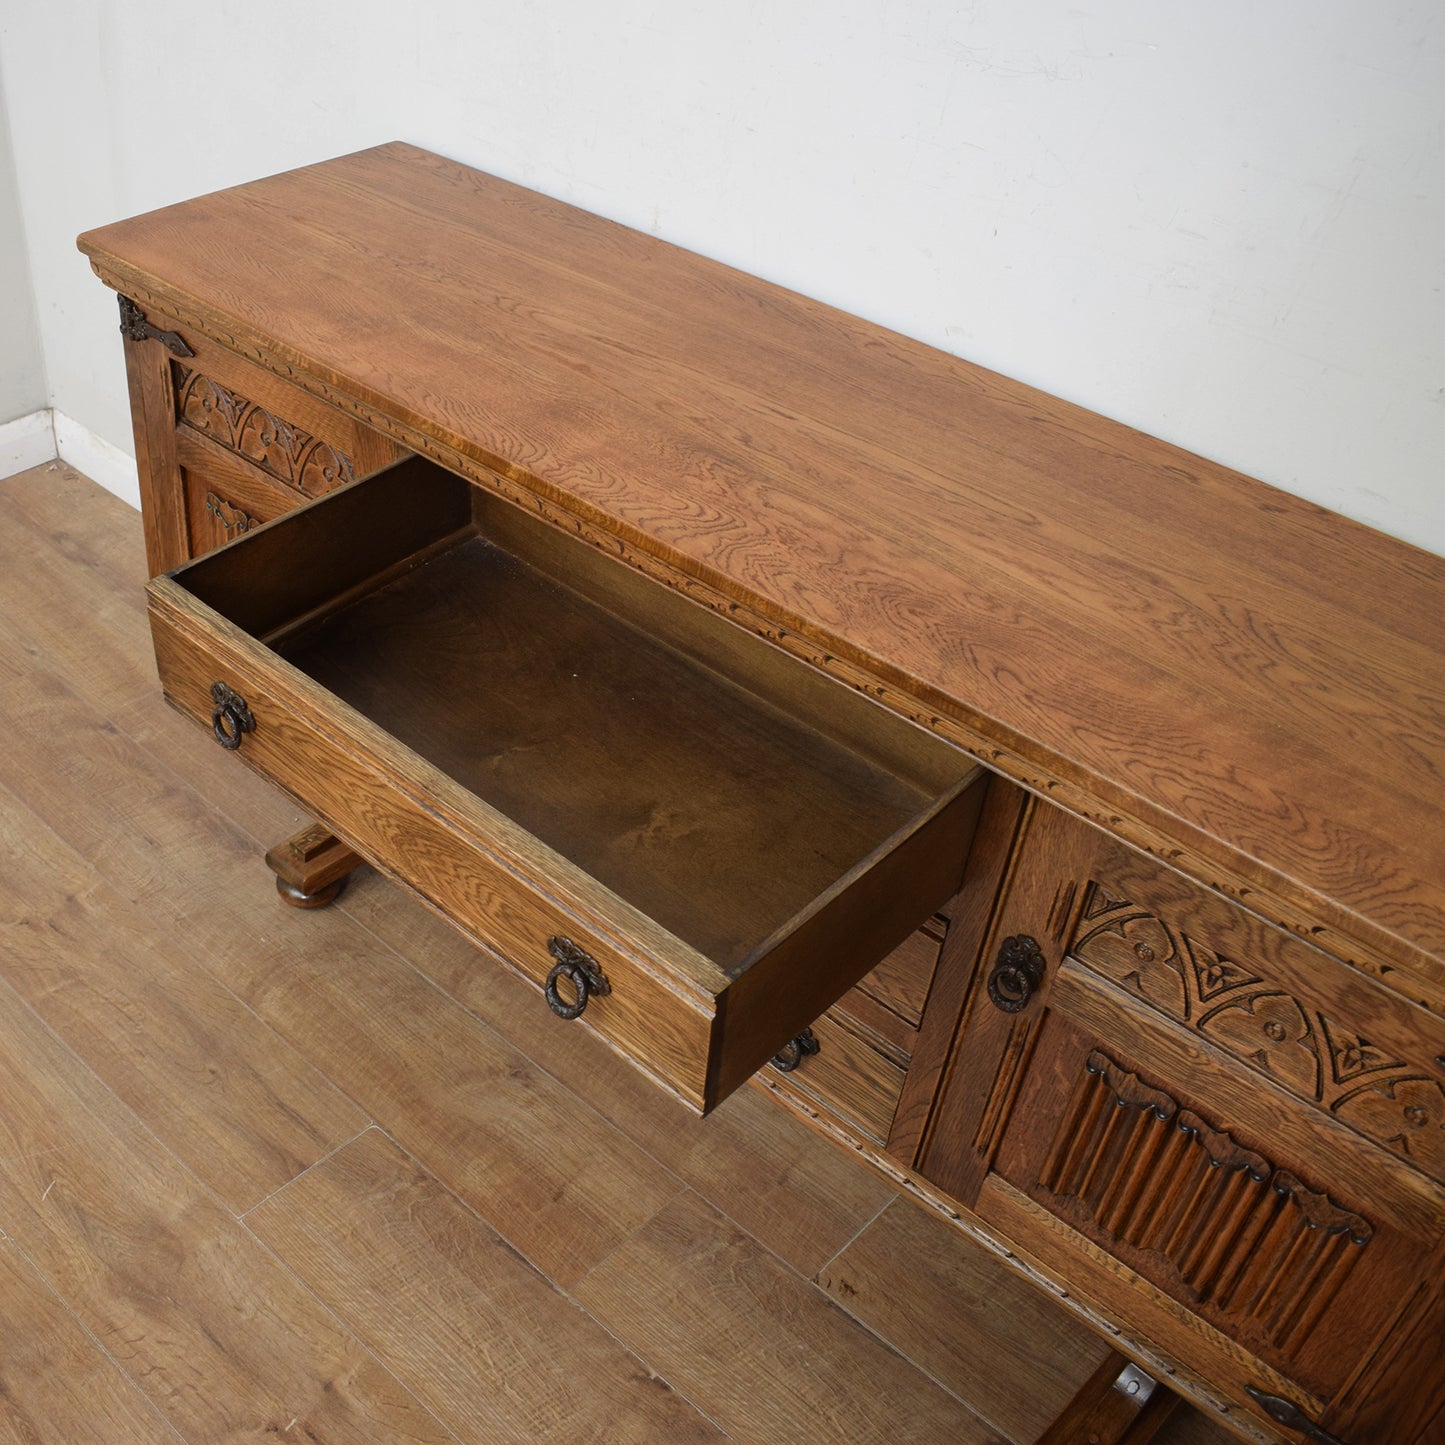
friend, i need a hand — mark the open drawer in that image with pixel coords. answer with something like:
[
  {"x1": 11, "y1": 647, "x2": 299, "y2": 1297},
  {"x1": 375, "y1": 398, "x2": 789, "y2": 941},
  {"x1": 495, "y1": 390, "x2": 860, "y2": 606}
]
[{"x1": 146, "y1": 456, "x2": 986, "y2": 1112}]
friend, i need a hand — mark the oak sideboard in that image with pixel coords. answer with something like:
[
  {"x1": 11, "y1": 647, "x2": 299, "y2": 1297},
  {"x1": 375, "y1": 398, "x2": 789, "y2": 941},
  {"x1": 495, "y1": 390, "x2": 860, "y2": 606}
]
[{"x1": 79, "y1": 142, "x2": 1445, "y2": 1445}]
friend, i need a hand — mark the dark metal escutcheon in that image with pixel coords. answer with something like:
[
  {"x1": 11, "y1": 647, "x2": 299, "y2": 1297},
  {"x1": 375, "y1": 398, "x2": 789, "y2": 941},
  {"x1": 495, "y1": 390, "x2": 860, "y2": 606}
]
[
  {"x1": 987, "y1": 934, "x2": 1047, "y2": 1013},
  {"x1": 210, "y1": 682, "x2": 255, "y2": 750},
  {"x1": 1245, "y1": 1387, "x2": 1350, "y2": 1445},
  {"x1": 771, "y1": 1027, "x2": 820, "y2": 1073},
  {"x1": 544, "y1": 936, "x2": 610, "y2": 1020}
]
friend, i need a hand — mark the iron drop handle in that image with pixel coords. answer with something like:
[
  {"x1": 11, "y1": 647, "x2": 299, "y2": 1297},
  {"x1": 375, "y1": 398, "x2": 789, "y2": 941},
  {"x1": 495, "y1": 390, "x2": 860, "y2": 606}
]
[
  {"x1": 987, "y1": 934, "x2": 1046, "y2": 1013},
  {"x1": 210, "y1": 682, "x2": 255, "y2": 750},
  {"x1": 544, "y1": 937, "x2": 610, "y2": 1020},
  {"x1": 770, "y1": 1027, "x2": 820, "y2": 1073}
]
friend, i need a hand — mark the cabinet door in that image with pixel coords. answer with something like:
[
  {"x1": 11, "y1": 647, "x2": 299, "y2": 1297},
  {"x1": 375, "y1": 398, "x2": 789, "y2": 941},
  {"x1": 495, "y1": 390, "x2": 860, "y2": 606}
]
[{"x1": 917, "y1": 800, "x2": 1445, "y2": 1444}]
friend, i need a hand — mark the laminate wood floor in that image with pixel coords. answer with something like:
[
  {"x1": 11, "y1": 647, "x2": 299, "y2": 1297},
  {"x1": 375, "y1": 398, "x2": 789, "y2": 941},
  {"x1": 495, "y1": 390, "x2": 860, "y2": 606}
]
[{"x1": 0, "y1": 461, "x2": 1238, "y2": 1444}]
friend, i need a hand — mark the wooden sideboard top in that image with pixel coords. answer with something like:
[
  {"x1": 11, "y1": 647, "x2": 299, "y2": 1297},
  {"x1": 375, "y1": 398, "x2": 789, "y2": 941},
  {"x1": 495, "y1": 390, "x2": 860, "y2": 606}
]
[{"x1": 78, "y1": 141, "x2": 1445, "y2": 1006}]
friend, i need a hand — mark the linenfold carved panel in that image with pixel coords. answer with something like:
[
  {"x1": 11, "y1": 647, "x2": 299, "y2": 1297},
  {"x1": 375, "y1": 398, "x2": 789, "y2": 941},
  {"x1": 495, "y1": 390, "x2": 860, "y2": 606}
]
[
  {"x1": 1072, "y1": 884, "x2": 1445, "y2": 1184},
  {"x1": 174, "y1": 366, "x2": 355, "y2": 497},
  {"x1": 1040, "y1": 1051, "x2": 1370, "y2": 1356}
]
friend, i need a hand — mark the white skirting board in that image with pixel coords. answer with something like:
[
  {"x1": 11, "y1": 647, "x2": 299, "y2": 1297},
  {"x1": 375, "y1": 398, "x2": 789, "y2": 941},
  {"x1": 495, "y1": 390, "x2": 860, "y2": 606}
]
[
  {"x1": 0, "y1": 408, "x2": 140, "y2": 508},
  {"x1": 54, "y1": 411, "x2": 141, "y2": 509},
  {"x1": 0, "y1": 409, "x2": 56, "y2": 478}
]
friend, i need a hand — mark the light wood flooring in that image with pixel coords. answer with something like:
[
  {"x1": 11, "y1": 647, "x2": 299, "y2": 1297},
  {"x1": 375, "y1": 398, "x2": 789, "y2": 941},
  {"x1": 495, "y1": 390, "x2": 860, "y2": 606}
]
[{"x1": 0, "y1": 461, "x2": 1237, "y2": 1444}]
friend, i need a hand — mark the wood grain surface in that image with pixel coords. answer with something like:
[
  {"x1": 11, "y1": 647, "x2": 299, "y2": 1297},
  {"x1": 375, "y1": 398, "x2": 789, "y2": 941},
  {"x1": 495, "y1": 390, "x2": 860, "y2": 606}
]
[
  {"x1": 573, "y1": 1191, "x2": 1009, "y2": 1444},
  {"x1": 0, "y1": 1232, "x2": 178, "y2": 1445},
  {"x1": 247, "y1": 1128, "x2": 724, "y2": 1443},
  {"x1": 78, "y1": 142, "x2": 1445, "y2": 1000},
  {"x1": 0, "y1": 462, "x2": 1245, "y2": 1445},
  {"x1": 0, "y1": 784, "x2": 366, "y2": 1213},
  {"x1": 816, "y1": 1194, "x2": 1112, "y2": 1442}
]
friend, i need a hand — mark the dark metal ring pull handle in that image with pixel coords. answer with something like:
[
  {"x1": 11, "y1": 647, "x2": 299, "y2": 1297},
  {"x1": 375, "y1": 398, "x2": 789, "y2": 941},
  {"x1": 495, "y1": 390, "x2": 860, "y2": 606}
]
[
  {"x1": 544, "y1": 937, "x2": 610, "y2": 1020},
  {"x1": 771, "y1": 1027, "x2": 820, "y2": 1073},
  {"x1": 987, "y1": 934, "x2": 1047, "y2": 1013},
  {"x1": 1245, "y1": 1387, "x2": 1350, "y2": 1445},
  {"x1": 210, "y1": 682, "x2": 256, "y2": 751}
]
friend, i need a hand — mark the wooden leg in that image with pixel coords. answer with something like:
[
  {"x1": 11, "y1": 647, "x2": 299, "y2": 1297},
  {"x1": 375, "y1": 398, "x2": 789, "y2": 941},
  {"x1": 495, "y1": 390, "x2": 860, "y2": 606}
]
[
  {"x1": 264, "y1": 823, "x2": 363, "y2": 909},
  {"x1": 1036, "y1": 1351, "x2": 1179, "y2": 1445}
]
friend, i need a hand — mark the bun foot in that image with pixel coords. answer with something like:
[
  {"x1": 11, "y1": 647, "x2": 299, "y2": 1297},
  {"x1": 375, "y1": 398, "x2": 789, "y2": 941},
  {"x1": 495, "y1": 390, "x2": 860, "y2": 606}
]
[
  {"x1": 265, "y1": 822, "x2": 362, "y2": 910},
  {"x1": 274, "y1": 873, "x2": 348, "y2": 909}
]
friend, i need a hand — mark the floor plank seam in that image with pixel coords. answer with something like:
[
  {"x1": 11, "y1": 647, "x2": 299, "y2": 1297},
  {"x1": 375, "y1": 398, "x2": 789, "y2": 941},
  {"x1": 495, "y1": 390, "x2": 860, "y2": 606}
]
[
  {"x1": 810, "y1": 1192, "x2": 897, "y2": 1284},
  {"x1": 0, "y1": 771, "x2": 369, "y2": 1212},
  {"x1": 0, "y1": 963, "x2": 289, "y2": 1228},
  {"x1": 237, "y1": 1120, "x2": 380, "y2": 1222},
  {"x1": 0, "y1": 612, "x2": 158, "y2": 718},
  {"x1": 670, "y1": 1183, "x2": 1017, "y2": 1443},
  {"x1": 545, "y1": 1188, "x2": 743, "y2": 1443},
  {"x1": 560, "y1": 1181, "x2": 694, "y2": 1298},
  {"x1": 803, "y1": 1276, "x2": 1019, "y2": 1445},
  {"x1": 575, "y1": 1182, "x2": 1012, "y2": 1444},
  {"x1": 551, "y1": 1304, "x2": 739, "y2": 1445}
]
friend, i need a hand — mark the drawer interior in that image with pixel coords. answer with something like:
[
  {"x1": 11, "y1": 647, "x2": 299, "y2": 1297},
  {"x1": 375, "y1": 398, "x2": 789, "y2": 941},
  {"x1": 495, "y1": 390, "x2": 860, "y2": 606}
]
[{"x1": 174, "y1": 456, "x2": 977, "y2": 973}]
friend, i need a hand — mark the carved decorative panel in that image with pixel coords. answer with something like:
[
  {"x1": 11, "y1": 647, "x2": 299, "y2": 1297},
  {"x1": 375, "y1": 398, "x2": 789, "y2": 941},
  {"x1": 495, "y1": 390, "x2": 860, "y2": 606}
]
[
  {"x1": 174, "y1": 366, "x2": 355, "y2": 497},
  {"x1": 1040, "y1": 1051, "x2": 1370, "y2": 1355},
  {"x1": 1072, "y1": 885, "x2": 1445, "y2": 1184},
  {"x1": 204, "y1": 491, "x2": 259, "y2": 538}
]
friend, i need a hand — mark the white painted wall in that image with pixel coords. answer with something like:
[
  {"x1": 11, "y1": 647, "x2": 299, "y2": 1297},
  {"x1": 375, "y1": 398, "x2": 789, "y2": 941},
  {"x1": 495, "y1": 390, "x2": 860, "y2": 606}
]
[
  {"x1": 0, "y1": 67, "x2": 45, "y2": 424},
  {"x1": 2, "y1": 1, "x2": 1442, "y2": 554}
]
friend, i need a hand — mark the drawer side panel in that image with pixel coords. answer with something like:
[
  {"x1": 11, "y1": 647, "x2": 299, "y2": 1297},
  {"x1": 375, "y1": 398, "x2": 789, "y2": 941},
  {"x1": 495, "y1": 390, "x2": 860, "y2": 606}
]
[{"x1": 711, "y1": 773, "x2": 985, "y2": 1107}]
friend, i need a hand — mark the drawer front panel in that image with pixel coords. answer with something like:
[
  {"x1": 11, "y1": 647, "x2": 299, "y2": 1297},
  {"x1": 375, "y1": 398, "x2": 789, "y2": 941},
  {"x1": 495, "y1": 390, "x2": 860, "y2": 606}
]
[
  {"x1": 765, "y1": 1010, "x2": 907, "y2": 1145},
  {"x1": 149, "y1": 603, "x2": 720, "y2": 1110}
]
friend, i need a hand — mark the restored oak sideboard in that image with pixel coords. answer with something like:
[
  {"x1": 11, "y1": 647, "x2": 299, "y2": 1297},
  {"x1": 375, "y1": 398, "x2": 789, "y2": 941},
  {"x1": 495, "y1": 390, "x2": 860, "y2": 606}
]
[{"x1": 79, "y1": 143, "x2": 1445, "y2": 1445}]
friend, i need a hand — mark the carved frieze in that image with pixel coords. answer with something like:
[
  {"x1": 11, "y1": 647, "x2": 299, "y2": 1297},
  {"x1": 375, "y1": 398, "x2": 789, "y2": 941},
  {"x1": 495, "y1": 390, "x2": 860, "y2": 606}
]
[
  {"x1": 1073, "y1": 885, "x2": 1445, "y2": 1184},
  {"x1": 174, "y1": 366, "x2": 355, "y2": 497}
]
